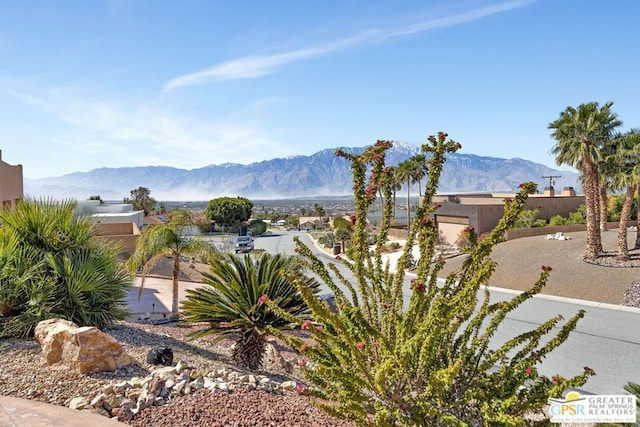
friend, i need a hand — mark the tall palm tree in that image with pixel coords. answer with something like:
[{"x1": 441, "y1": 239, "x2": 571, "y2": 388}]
[
  {"x1": 549, "y1": 101, "x2": 622, "y2": 260},
  {"x1": 181, "y1": 252, "x2": 320, "y2": 370},
  {"x1": 410, "y1": 154, "x2": 429, "y2": 197},
  {"x1": 390, "y1": 166, "x2": 403, "y2": 221},
  {"x1": 127, "y1": 209, "x2": 218, "y2": 318},
  {"x1": 397, "y1": 158, "x2": 417, "y2": 228},
  {"x1": 608, "y1": 130, "x2": 640, "y2": 260},
  {"x1": 597, "y1": 134, "x2": 621, "y2": 232}
]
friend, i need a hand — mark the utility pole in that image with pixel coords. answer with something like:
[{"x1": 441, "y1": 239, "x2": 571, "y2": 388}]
[{"x1": 542, "y1": 175, "x2": 561, "y2": 189}]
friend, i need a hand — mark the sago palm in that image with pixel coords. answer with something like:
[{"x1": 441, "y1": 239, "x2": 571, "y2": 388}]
[
  {"x1": 181, "y1": 252, "x2": 320, "y2": 370},
  {"x1": 127, "y1": 209, "x2": 218, "y2": 318}
]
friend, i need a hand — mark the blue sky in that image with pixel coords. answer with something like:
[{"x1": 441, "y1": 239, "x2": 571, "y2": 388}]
[{"x1": 1, "y1": 0, "x2": 638, "y2": 179}]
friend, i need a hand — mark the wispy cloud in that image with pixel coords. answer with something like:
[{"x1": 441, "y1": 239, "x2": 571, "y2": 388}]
[
  {"x1": 164, "y1": 0, "x2": 534, "y2": 92},
  {"x1": 12, "y1": 87, "x2": 293, "y2": 177}
]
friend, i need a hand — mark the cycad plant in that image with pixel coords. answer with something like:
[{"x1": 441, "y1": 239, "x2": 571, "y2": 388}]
[
  {"x1": 268, "y1": 134, "x2": 593, "y2": 426},
  {"x1": 181, "y1": 252, "x2": 320, "y2": 370},
  {"x1": 0, "y1": 199, "x2": 132, "y2": 338}
]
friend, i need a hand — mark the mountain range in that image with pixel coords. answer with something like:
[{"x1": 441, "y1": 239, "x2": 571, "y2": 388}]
[{"x1": 24, "y1": 142, "x2": 580, "y2": 201}]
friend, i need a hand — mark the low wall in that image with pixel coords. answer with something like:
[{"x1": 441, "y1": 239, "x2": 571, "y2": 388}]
[
  {"x1": 505, "y1": 222, "x2": 620, "y2": 240},
  {"x1": 93, "y1": 222, "x2": 141, "y2": 254}
]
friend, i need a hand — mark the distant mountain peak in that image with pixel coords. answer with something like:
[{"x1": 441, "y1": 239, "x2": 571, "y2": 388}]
[{"x1": 24, "y1": 145, "x2": 580, "y2": 201}]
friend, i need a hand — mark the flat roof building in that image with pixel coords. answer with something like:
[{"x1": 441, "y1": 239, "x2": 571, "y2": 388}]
[{"x1": 0, "y1": 150, "x2": 23, "y2": 210}]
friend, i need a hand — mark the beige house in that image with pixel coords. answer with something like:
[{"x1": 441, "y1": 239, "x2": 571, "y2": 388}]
[
  {"x1": 433, "y1": 187, "x2": 584, "y2": 244},
  {"x1": 0, "y1": 150, "x2": 23, "y2": 210}
]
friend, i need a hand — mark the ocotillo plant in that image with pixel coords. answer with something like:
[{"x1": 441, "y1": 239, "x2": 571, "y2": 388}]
[{"x1": 267, "y1": 133, "x2": 593, "y2": 426}]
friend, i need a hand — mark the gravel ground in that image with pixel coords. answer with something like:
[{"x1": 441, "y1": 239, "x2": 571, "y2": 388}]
[{"x1": 0, "y1": 321, "x2": 352, "y2": 426}]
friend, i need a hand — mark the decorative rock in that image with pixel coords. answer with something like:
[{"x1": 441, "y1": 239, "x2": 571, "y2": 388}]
[
  {"x1": 75, "y1": 359, "x2": 307, "y2": 420},
  {"x1": 203, "y1": 377, "x2": 216, "y2": 390},
  {"x1": 146, "y1": 346, "x2": 174, "y2": 366},
  {"x1": 34, "y1": 318, "x2": 136, "y2": 373},
  {"x1": 68, "y1": 396, "x2": 91, "y2": 410},
  {"x1": 150, "y1": 377, "x2": 166, "y2": 396},
  {"x1": 175, "y1": 360, "x2": 188, "y2": 373},
  {"x1": 151, "y1": 366, "x2": 176, "y2": 378},
  {"x1": 117, "y1": 405, "x2": 134, "y2": 421},
  {"x1": 280, "y1": 380, "x2": 297, "y2": 391},
  {"x1": 264, "y1": 343, "x2": 294, "y2": 374},
  {"x1": 173, "y1": 379, "x2": 187, "y2": 394},
  {"x1": 190, "y1": 377, "x2": 205, "y2": 390},
  {"x1": 90, "y1": 393, "x2": 106, "y2": 408}
]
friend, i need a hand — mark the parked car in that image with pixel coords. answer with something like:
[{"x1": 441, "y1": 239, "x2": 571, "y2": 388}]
[{"x1": 235, "y1": 236, "x2": 254, "y2": 253}]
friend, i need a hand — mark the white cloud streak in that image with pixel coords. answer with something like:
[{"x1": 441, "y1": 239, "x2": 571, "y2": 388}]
[
  {"x1": 13, "y1": 88, "x2": 293, "y2": 177},
  {"x1": 164, "y1": 0, "x2": 534, "y2": 92}
]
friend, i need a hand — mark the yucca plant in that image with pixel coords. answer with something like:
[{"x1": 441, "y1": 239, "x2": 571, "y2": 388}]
[
  {"x1": 181, "y1": 252, "x2": 320, "y2": 370},
  {"x1": 0, "y1": 198, "x2": 133, "y2": 338}
]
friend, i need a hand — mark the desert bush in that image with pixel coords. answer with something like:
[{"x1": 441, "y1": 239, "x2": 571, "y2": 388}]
[
  {"x1": 181, "y1": 252, "x2": 320, "y2": 370},
  {"x1": 514, "y1": 209, "x2": 540, "y2": 228},
  {"x1": 268, "y1": 134, "x2": 592, "y2": 426},
  {"x1": 0, "y1": 199, "x2": 132, "y2": 338},
  {"x1": 318, "y1": 232, "x2": 336, "y2": 249}
]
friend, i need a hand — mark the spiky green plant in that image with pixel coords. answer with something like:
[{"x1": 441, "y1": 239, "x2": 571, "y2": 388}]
[
  {"x1": 267, "y1": 134, "x2": 593, "y2": 426},
  {"x1": 181, "y1": 252, "x2": 321, "y2": 370},
  {"x1": 0, "y1": 198, "x2": 132, "y2": 338}
]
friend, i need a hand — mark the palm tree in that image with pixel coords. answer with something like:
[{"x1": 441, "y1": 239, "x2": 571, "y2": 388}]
[
  {"x1": 396, "y1": 159, "x2": 415, "y2": 228},
  {"x1": 181, "y1": 252, "x2": 320, "y2": 370},
  {"x1": 0, "y1": 198, "x2": 132, "y2": 338},
  {"x1": 410, "y1": 154, "x2": 429, "y2": 197},
  {"x1": 127, "y1": 209, "x2": 218, "y2": 318},
  {"x1": 606, "y1": 130, "x2": 640, "y2": 260},
  {"x1": 549, "y1": 102, "x2": 622, "y2": 260},
  {"x1": 598, "y1": 134, "x2": 621, "y2": 232},
  {"x1": 390, "y1": 166, "x2": 403, "y2": 221}
]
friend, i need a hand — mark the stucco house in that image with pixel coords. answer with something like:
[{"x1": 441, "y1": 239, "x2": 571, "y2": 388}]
[
  {"x1": 0, "y1": 150, "x2": 23, "y2": 210},
  {"x1": 432, "y1": 187, "x2": 584, "y2": 244}
]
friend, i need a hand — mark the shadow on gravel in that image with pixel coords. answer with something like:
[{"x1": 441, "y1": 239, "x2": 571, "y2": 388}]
[{"x1": 105, "y1": 323, "x2": 229, "y2": 368}]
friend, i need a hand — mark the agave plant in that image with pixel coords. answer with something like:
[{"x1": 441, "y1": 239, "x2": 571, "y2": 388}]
[
  {"x1": 181, "y1": 252, "x2": 320, "y2": 370},
  {"x1": 0, "y1": 198, "x2": 133, "y2": 338}
]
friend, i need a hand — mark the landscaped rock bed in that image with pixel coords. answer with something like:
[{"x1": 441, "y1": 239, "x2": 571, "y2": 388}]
[{"x1": 0, "y1": 321, "x2": 352, "y2": 426}]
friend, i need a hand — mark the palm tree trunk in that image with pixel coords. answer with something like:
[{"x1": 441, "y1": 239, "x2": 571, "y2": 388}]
[
  {"x1": 600, "y1": 185, "x2": 608, "y2": 232},
  {"x1": 583, "y1": 159, "x2": 602, "y2": 260},
  {"x1": 172, "y1": 252, "x2": 180, "y2": 317},
  {"x1": 635, "y1": 186, "x2": 640, "y2": 249},
  {"x1": 617, "y1": 185, "x2": 635, "y2": 260},
  {"x1": 393, "y1": 189, "x2": 397, "y2": 221},
  {"x1": 406, "y1": 178, "x2": 411, "y2": 229}
]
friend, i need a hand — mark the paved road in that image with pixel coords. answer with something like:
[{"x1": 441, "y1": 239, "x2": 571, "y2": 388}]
[{"x1": 129, "y1": 230, "x2": 640, "y2": 395}]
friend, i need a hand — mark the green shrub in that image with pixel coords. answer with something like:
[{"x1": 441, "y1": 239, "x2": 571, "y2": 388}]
[
  {"x1": 514, "y1": 208, "x2": 540, "y2": 228},
  {"x1": 549, "y1": 215, "x2": 566, "y2": 226},
  {"x1": 269, "y1": 135, "x2": 592, "y2": 426},
  {"x1": 533, "y1": 219, "x2": 547, "y2": 227},
  {"x1": 0, "y1": 199, "x2": 132, "y2": 338},
  {"x1": 248, "y1": 219, "x2": 268, "y2": 235},
  {"x1": 333, "y1": 216, "x2": 352, "y2": 230},
  {"x1": 181, "y1": 252, "x2": 320, "y2": 370}
]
